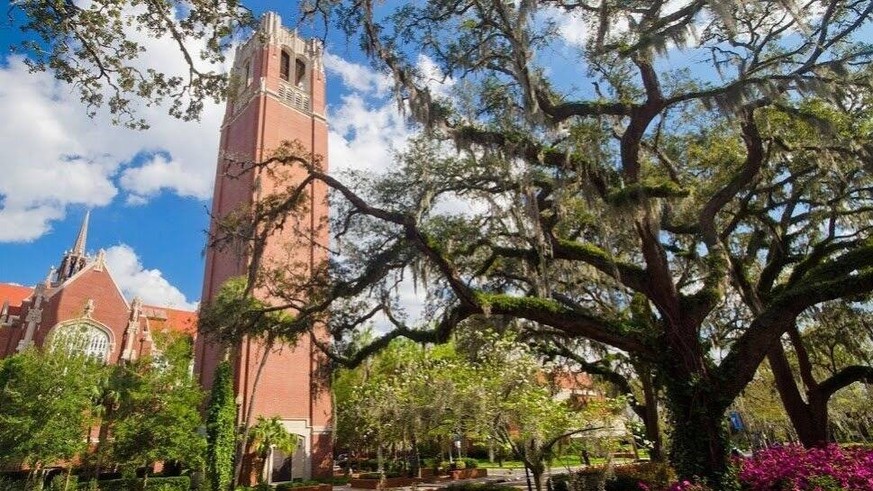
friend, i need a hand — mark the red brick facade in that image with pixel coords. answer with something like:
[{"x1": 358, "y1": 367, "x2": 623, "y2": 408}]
[{"x1": 193, "y1": 12, "x2": 333, "y2": 481}]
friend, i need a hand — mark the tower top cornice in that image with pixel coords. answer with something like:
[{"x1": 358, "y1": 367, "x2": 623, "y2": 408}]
[{"x1": 234, "y1": 12, "x2": 324, "y2": 74}]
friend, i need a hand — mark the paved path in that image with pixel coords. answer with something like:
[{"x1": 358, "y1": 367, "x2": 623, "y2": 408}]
[{"x1": 343, "y1": 465, "x2": 591, "y2": 491}]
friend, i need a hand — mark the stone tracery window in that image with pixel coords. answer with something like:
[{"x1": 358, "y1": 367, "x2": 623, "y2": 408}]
[{"x1": 50, "y1": 321, "x2": 111, "y2": 360}]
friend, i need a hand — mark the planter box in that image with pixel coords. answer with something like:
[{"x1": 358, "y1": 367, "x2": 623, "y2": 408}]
[
  {"x1": 349, "y1": 477, "x2": 425, "y2": 489},
  {"x1": 449, "y1": 469, "x2": 487, "y2": 480}
]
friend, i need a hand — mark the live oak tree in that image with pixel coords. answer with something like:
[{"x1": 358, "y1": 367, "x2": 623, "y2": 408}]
[
  {"x1": 279, "y1": 1, "x2": 871, "y2": 486},
  {"x1": 767, "y1": 301, "x2": 873, "y2": 447},
  {"x1": 8, "y1": 0, "x2": 254, "y2": 129}
]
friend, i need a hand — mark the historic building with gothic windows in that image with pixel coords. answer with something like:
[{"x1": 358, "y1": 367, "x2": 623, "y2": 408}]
[{"x1": 0, "y1": 211, "x2": 196, "y2": 362}]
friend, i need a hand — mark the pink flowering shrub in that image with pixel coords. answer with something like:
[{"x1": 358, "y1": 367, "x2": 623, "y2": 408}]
[
  {"x1": 666, "y1": 480, "x2": 711, "y2": 491},
  {"x1": 738, "y1": 444, "x2": 873, "y2": 490}
]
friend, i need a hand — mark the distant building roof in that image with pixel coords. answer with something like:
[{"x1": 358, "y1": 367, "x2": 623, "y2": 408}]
[
  {"x1": 0, "y1": 283, "x2": 34, "y2": 307},
  {"x1": 141, "y1": 305, "x2": 198, "y2": 335}
]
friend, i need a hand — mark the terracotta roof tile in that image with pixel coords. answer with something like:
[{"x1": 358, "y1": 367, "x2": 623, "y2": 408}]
[
  {"x1": 0, "y1": 283, "x2": 34, "y2": 307},
  {"x1": 141, "y1": 304, "x2": 198, "y2": 335}
]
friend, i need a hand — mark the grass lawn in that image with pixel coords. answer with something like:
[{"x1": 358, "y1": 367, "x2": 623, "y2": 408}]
[
  {"x1": 474, "y1": 450, "x2": 646, "y2": 470},
  {"x1": 474, "y1": 455, "x2": 591, "y2": 469}
]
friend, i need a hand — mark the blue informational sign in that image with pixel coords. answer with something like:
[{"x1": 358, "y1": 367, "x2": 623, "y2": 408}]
[{"x1": 729, "y1": 411, "x2": 745, "y2": 432}]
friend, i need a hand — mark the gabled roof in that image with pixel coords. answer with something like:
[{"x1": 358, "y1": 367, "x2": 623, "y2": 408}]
[
  {"x1": 48, "y1": 255, "x2": 130, "y2": 310},
  {"x1": 0, "y1": 283, "x2": 34, "y2": 307}
]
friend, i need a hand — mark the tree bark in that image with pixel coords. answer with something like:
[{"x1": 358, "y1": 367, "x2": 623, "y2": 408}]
[
  {"x1": 530, "y1": 464, "x2": 544, "y2": 491},
  {"x1": 233, "y1": 337, "x2": 274, "y2": 487},
  {"x1": 767, "y1": 343, "x2": 829, "y2": 447},
  {"x1": 665, "y1": 378, "x2": 731, "y2": 487},
  {"x1": 640, "y1": 368, "x2": 663, "y2": 461}
]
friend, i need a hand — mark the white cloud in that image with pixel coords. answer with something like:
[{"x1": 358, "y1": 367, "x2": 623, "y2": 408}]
[
  {"x1": 325, "y1": 53, "x2": 462, "y2": 178},
  {"x1": 0, "y1": 10, "x2": 225, "y2": 242},
  {"x1": 415, "y1": 54, "x2": 455, "y2": 99},
  {"x1": 120, "y1": 153, "x2": 214, "y2": 204},
  {"x1": 0, "y1": 205, "x2": 66, "y2": 243},
  {"x1": 324, "y1": 52, "x2": 393, "y2": 96},
  {"x1": 328, "y1": 93, "x2": 413, "y2": 176},
  {"x1": 104, "y1": 244, "x2": 198, "y2": 310}
]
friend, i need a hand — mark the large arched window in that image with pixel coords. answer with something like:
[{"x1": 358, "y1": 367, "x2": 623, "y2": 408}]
[{"x1": 49, "y1": 321, "x2": 111, "y2": 361}]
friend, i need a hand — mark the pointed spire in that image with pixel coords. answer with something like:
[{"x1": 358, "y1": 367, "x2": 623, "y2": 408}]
[
  {"x1": 55, "y1": 211, "x2": 92, "y2": 285},
  {"x1": 72, "y1": 210, "x2": 90, "y2": 256}
]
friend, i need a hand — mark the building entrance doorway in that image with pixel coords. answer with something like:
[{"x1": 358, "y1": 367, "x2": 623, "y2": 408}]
[{"x1": 270, "y1": 434, "x2": 306, "y2": 483}]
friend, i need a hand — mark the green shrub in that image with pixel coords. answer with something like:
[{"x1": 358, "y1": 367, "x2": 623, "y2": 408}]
[
  {"x1": 80, "y1": 476, "x2": 190, "y2": 491},
  {"x1": 461, "y1": 458, "x2": 478, "y2": 469},
  {"x1": 548, "y1": 463, "x2": 674, "y2": 491},
  {"x1": 613, "y1": 462, "x2": 674, "y2": 489},
  {"x1": 50, "y1": 474, "x2": 78, "y2": 491},
  {"x1": 0, "y1": 478, "x2": 25, "y2": 491},
  {"x1": 453, "y1": 460, "x2": 466, "y2": 470},
  {"x1": 357, "y1": 459, "x2": 379, "y2": 472},
  {"x1": 547, "y1": 469, "x2": 607, "y2": 491},
  {"x1": 274, "y1": 480, "x2": 323, "y2": 490}
]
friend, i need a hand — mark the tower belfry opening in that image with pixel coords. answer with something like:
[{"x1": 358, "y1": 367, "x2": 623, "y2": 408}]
[{"x1": 194, "y1": 11, "x2": 332, "y2": 482}]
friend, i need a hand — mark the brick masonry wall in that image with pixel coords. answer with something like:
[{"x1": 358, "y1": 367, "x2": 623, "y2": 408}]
[{"x1": 195, "y1": 14, "x2": 333, "y2": 479}]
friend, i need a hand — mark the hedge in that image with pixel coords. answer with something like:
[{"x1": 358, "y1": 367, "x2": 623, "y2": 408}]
[
  {"x1": 274, "y1": 480, "x2": 321, "y2": 490},
  {"x1": 547, "y1": 462, "x2": 675, "y2": 491},
  {"x1": 77, "y1": 476, "x2": 191, "y2": 491}
]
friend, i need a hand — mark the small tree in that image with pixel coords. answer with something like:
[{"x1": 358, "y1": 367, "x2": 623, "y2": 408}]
[
  {"x1": 106, "y1": 335, "x2": 205, "y2": 485},
  {"x1": 205, "y1": 361, "x2": 236, "y2": 491},
  {"x1": 470, "y1": 332, "x2": 622, "y2": 491},
  {"x1": 0, "y1": 348, "x2": 104, "y2": 483}
]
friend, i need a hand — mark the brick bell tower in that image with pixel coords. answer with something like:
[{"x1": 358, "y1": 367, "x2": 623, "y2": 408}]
[{"x1": 194, "y1": 12, "x2": 332, "y2": 481}]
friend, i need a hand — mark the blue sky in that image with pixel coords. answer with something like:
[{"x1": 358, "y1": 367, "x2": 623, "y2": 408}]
[
  {"x1": 0, "y1": 0, "x2": 623, "y2": 311},
  {"x1": 1, "y1": 1, "x2": 849, "y2": 312},
  {"x1": 0, "y1": 0, "x2": 424, "y2": 309}
]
